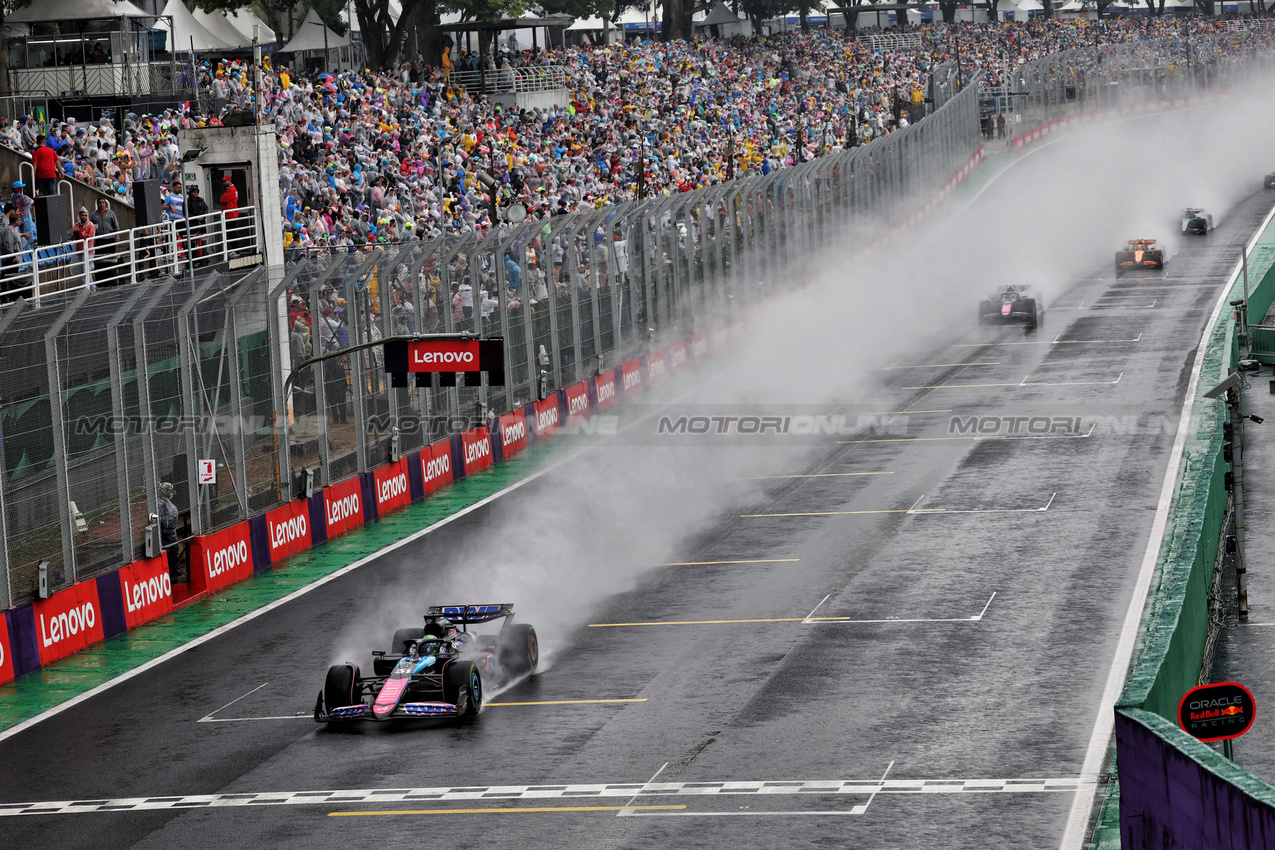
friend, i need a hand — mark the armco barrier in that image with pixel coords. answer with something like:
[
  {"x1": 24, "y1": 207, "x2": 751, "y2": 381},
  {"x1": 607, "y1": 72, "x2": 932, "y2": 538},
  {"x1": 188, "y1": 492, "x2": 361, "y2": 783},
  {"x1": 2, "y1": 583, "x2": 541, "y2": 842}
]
[{"x1": 1106, "y1": 208, "x2": 1275, "y2": 847}]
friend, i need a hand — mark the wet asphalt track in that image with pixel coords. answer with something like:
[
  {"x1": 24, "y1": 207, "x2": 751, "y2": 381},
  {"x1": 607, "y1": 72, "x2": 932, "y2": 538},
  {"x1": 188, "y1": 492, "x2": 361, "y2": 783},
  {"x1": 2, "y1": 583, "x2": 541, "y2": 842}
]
[{"x1": 3, "y1": 147, "x2": 1274, "y2": 849}]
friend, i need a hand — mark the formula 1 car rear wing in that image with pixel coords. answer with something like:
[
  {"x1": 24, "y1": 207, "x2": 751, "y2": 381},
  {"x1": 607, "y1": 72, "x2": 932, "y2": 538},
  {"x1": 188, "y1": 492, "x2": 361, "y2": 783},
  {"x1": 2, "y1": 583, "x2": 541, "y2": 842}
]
[{"x1": 427, "y1": 604, "x2": 516, "y2": 628}]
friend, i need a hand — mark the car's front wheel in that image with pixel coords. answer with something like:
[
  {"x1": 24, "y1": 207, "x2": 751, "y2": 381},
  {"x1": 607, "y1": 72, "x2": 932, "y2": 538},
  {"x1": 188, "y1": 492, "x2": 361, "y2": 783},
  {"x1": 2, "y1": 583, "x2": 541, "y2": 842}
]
[
  {"x1": 444, "y1": 661, "x2": 483, "y2": 717},
  {"x1": 324, "y1": 663, "x2": 362, "y2": 712}
]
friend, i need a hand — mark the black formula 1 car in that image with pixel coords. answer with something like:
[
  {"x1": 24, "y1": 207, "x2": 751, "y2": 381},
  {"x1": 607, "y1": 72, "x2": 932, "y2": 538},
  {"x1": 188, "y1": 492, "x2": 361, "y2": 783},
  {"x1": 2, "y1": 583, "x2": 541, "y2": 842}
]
[
  {"x1": 1264, "y1": 173, "x2": 1275, "y2": 189},
  {"x1": 1182, "y1": 208, "x2": 1213, "y2": 235},
  {"x1": 978, "y1": 285, "x2": 1042, "y2": 329},
  {"x1": 1115, "y1": 239, "x2": 1164, "y2": 274},
  {"x1": 315, "y1": 604, "x2": 539, "y2": 724}
]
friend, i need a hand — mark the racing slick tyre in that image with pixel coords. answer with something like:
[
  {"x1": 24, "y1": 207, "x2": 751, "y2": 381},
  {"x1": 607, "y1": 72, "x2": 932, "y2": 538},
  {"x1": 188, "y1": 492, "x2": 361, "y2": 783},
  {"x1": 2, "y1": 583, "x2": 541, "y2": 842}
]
[
  {"x1": 444, "y1": 660, "x2": 483, "y2": 718},
  {"x1": 978, "y1": 300, "x2": 992, "y2": 326},
  {"x1": 1115, "y1": 253, "x2": 1126, "y2": 275},
  {"x1": 324, "y1": 663, "x2": 362, "y2": 711},
  {"x1": 1266, "y1": 175, "x2": 1275, "y2": 189},
  {"x1": 1023, "y1": 299, "x2": 1038, "y2": 330},
  {"x1": 498, "y1": 623, "x2": 539, "y2": 678}
]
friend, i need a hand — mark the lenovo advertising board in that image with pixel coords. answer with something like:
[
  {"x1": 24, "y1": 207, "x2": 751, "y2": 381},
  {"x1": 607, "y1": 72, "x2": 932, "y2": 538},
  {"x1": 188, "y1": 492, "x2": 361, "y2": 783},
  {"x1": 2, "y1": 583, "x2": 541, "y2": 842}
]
[
  {"x1": 534, "y1": 396, "x2": 561, "y2": 438},
  {"x1": 621, "y1": 359, "x2": 642, "y2": 397},
  {"x1": 564, "y1": 382, "x2": 590, "y2": 426},
  {"x1": 191, "y1": 521, "x2": 254, "y2": 595},
  {"x1": 594, "y1": 371, "x2": 618, "y2": 412},
  {"x1": 33, "y1": 579, "x2": 106, "y2": 666},
  {"x1": 499, "y1": 411, "x2": 528, "y2": 460},
  {"x1": 264, "y1": 499, "x2": 313, "y2": 564},
  {"x1": 323, "y1": 476, "x2": 366, "y2": 539},
  {"x1": 420, "y1": 440, "x2": 454, "y2": 496},
  {"x1": 373, "y1": 459, "x2": 411, "y2": 516},
  {"x1": 118, "y1": 554, "x2": 173, "y2": 630},
  {"x1": 0, "y1": 611, "x2": 14, "y2": 686},
  {"x1": 461, "y1": 426, "x2": 494, "y2": 476}
]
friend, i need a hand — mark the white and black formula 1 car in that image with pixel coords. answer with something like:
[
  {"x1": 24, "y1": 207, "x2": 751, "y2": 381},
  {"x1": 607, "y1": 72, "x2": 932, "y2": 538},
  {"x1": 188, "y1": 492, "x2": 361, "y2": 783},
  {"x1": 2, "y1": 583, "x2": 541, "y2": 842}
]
[
  {"x1": 1182, "y1": 208, "x2": 1214, "y2": 235},
  {"x1": 315, "y1": 604, "x2": 539, "y2": 723},
  {"x1": 978, "y1": 284, "x2": 1042, "y2": 329}
]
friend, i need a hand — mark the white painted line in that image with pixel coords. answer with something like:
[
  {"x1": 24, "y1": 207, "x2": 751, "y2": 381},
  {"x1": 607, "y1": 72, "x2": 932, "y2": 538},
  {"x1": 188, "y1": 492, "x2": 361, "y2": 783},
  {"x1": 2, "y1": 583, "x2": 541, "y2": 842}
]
[
  {"x1": 851, "y1": 760, "x2": 896, "y2": 816},
  {"x1": 0, "y1": 385, "x2": 704, "y2": 746},
  {"x1": 198, "y1": 682, "x2": 270, "y2": 723},
  {"x1": 906, "y1": 494, "x2": 928, "y2": 513},
  {"x1": 199, "y1": 715, "x2": 310, "y2": 723},
  {"x1": 955, "y1": 334, "x2": 1141, "y2": 347},
  {"x1": 903, "y1": 376, "x2": 1122, "y2": 389},
  {"x1": 0, "y1": 776, "x2": 1087, "y2": 817},
  {"x1": 972, "y1": 593, "x2": 998, "y2": 622},
  {"x1": 801, "y1": 595, "x2": 831, "y2": 624},
  {"x1": 1059, "y1": 196, "x2": 1275, "y2": 850},
  {"x1": 618, "y1": 763, "x2": 670, "y2": 817},
  {"x1": 913, "y1": 493, "x2": 1055, "y2": 515},
  {"x1": 1086, "y1": 302, "x2": 1156, "y2": 309}
]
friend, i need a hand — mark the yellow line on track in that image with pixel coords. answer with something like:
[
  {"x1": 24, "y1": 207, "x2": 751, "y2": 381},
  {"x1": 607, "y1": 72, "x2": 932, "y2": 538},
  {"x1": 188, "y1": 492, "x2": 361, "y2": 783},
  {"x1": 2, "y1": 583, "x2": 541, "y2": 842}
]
[
  {"x1": 837, "y1": 436, "x2": 1007, "y2": 444},
  {"x1": 486, "y1": 699, "x2": 647, "y2": 706},
  {"x1": 329, "y1": 805, "x2": 687, "y2": 817},
  {"x1": 882, "y1": 362, "x2": 999, "y2": 369},
  {"x1": 664, "y1": 558, "x2": 800, "y2": 565},
  {"x1": 745, "y1": 472, "x2": 894, "y2": 479},
  {"x1": 741, "y1": 509, "x2": 945, "y2": 518},
  {"x1": 903, "y1": 382, "x2": 1045, "y2": 389}
]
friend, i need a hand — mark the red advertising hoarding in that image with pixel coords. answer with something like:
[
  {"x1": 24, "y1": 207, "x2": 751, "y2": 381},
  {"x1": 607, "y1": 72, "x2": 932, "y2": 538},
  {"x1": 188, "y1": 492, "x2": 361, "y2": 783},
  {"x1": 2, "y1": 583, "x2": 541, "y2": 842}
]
[
  {"x1": 373, "y1": 459, "x2": 411, "y2": 516},
  {"x1": 621, "y1": 359, "x2": 642, "y2": 396},
  {"x1": 323, "y1": 476, "x2": 365, "y2": 539},
  {"x1": 499, "y1": 411, "x2": 528, "y2": 460},
  {"x1": 396, "y1": 340, "x2": 481, "y2": 372},
  {"x1": 0, "y1": 611, "x2": 14, "y2": 686},
  {"x1": 595, "y1": 372, "x2": 618, "y2": 412},
  {"x1": 33, "y1": 579, "x2": 106, "y2": 666},
  {"x1": 647, "y1": 348, "x2": 668, "y2": 383},
  {"x1": 534, "y1": 397, "x2": 561, "y2": 438},
  {"x1": 669, "y1": 339, "x2": 689, "y2": 372},
  {"x1": 118, "y1": 554, "x2": 173, "y2": 630},
  {"x1": 420, "y1": 440, "x2": 454, "y2": 496},
  {"x1": 265, "y1": 499, "x2": 313, "y2": 564},
  {"x1": 190, "y1": 521, "x2": 254, "y2": 595},
  {"x1": 461, "y1": 426, "x2": 494, "y2": 476},
  {"x1": 564, "y1": 382, "x2": 590, "y2": 425},
  {"x1": 691, "y1": 331, "x2": 708, "y2": 360}
]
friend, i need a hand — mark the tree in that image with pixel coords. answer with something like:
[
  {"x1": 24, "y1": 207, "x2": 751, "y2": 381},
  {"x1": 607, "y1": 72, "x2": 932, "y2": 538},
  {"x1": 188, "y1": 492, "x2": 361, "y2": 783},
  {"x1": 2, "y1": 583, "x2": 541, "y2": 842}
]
[{"x1": 937, "y1": 0, "x2": 960, "y2": 23}]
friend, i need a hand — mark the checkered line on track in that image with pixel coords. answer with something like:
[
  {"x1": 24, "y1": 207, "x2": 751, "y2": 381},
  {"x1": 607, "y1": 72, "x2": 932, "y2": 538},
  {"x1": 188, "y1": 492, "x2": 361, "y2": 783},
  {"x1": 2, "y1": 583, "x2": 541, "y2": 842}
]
[{"x1": 0, "y1": 778, "x2": 1085, "y2": 816}]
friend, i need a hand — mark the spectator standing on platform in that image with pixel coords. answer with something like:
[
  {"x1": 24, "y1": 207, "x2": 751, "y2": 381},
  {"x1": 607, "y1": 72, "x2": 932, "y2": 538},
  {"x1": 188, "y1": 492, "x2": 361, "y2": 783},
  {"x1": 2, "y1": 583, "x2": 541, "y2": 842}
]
[
  {"x1": 0, "y1": 210, "x2": 25, "y2": 302},
  {"x1": 72, "y1": 206, "x2": 96, "y2": 285},
  {"x1": 219, "y1": 174, "x2": 241, "y2": 254},
  {"x1": 162, "y1": 182, "x2": 184, "y2": 221},
  {"x1": 32, "y1": 135, "x2": 59, "y2": 196}
]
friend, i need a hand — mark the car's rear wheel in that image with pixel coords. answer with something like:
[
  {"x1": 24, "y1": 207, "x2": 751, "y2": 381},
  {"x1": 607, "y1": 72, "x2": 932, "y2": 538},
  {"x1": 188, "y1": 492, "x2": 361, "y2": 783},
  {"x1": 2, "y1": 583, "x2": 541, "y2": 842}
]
[
  {"x1": 499, "y1": 623, "x2": 539, "y2": 678},
  {"x1": 444, "y1": 660, "x2": 483, "y2": 717},
  {"x1": 978, "y1": 300, "x2": 992, "y2": 326},
  {"x1": 324, "y1": 663, "x2": 362, "y2": 711}
]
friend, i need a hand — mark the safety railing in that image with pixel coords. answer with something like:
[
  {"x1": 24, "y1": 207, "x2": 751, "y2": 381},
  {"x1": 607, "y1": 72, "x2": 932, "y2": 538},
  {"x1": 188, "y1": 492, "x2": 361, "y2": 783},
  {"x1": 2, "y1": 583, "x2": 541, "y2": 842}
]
[
  {"x1": 0, "y1": 206, "x2": 260, "y2": 307},
  {"x1": 856, "y1": 33, "x2": 923, "y2": 52},
  {"x1": 444, "y1": 65, "x2": 570, "y2": 94}
]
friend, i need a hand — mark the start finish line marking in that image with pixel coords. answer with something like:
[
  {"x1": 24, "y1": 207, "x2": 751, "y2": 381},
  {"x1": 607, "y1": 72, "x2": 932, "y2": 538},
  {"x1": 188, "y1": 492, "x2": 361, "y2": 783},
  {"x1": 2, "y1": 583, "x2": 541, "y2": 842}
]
[{"x1": 0, "y1": 777, "x2": 1087, "y2": 817}]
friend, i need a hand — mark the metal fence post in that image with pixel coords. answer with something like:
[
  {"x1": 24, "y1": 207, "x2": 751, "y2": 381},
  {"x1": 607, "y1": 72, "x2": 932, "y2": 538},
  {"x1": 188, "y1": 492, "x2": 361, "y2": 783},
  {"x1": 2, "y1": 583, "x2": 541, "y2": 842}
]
[
  {"x1": 0, "y1": 301, "x2": 29, "y2": 608},
  {"x1": 105, "y1": 284, "x2": 153, "y2": 565},
  {"x1": 43, "y1": 289, "x2": 93, "y2": 589},
  {"x1": 177, "y1": 272, "x2": 223, "y2": 535}
]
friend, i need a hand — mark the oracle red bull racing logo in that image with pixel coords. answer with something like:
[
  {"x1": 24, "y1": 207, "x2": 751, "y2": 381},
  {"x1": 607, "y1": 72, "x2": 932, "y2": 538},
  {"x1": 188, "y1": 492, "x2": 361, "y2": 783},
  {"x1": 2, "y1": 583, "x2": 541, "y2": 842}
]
[{"x1": 1178, "y1": 681, "x2": 1256, "y2": 742}]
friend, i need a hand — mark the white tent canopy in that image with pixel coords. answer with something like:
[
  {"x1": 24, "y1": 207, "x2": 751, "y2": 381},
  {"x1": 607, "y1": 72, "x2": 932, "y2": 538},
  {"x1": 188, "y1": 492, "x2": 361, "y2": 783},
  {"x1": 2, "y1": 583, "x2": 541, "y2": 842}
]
[
  {"x1": 567, "y1": 16, "x2": 605, "y2": 30},
  {"x1": 696, "y1": 1, "x2": 747, "y2": 27},
  {"x1": 1017, "y1": 0, "x2": 1044, "y2": 9},
  {"x1": 193, "y1": 9, "x2": 252, "y2": 49},
  {"x1": 9, "y1": 0, "x2": 148, "y2": 22},
  {"x1": 154, "y1": 0, "x2": 236, "y2": 51},
  {"x1": 278, "y1": 8, "x2": 350, "y2": 53},
  {"x1": 227, "y1": 9, "x2": 277, "y2": 44},
  {"x1": 345, "y1": 0, "x2": 402, "y2": 33}
]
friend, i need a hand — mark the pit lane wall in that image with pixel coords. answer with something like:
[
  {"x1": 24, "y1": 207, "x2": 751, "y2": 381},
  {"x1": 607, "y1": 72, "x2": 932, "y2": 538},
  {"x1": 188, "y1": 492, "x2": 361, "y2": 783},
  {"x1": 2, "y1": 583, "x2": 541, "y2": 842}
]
[
  {"x1": 1103, "y1": 209, "x2": 1275, "y2": 848},
  {"x1": 0, "y1": 324, "x2": 734, "y2": 687}
]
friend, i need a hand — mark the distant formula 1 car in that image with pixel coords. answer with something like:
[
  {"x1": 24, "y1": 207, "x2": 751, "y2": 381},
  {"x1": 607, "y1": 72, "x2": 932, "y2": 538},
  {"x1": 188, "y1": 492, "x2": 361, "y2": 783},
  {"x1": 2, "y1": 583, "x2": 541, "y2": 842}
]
[
  {"x1": 1182, "y1": 208, "x2": 1213, "y2": 235},
  {"x1": 315, "y1": 604, "x2": 539, "y2": 724},
  {"x1": 978, "y1": 284, "x2": 1042, "y2": 328},
  {"x1": 1264, "y1": 173, "x2": 1275, "y2": 189},
  {"x1": 1115, "y1": 239, "x2": 1164, "y2": 274}
]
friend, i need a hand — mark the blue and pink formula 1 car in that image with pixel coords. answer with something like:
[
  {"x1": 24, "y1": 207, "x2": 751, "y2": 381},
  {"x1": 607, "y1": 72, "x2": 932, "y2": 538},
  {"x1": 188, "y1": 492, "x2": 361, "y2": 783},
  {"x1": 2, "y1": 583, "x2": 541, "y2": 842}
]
[{"x1": 315, "y1": 604, "x2": 538, "y2": 724}]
